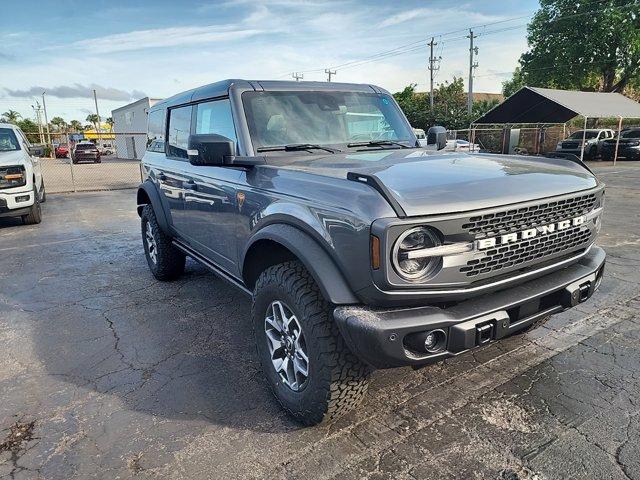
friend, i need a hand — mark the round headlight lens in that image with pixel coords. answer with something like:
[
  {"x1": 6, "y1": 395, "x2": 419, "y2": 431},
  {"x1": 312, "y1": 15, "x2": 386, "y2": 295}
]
[{"x1": 392, "y1": 227, "x2": 442, "y2": 280}]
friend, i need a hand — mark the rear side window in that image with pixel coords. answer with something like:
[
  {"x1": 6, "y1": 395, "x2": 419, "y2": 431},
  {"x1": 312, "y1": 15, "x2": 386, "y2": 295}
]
[
  {"x1": 167, "y1": 105, "x2": 192, "y2": 159},
  {"x1": 195, "y1": 99, "x2": 237, "y2": 143},
  {"x1": 147, "y1": 109, "x2": 165, "y2": 152}
]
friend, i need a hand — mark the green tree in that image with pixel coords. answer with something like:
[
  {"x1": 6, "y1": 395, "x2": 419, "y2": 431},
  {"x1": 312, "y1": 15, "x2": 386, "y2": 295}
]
[
  {"x1": 86, "y1": 114, "x2": 100, "y2": 132},
  {"x1": 2, "y1": 110, "x2": 21, "y2": 124},
  {"x1": 50, "y1": 116, "x2": 68, "y2": 132},
  {"x1": 16, "y1": 118, "x2": 40, "y2": 143},
  {"x1": 69, "y1": 120, "x2": 82, "y2": 132},
  {"x1": 105, "y1": 116, "x2": 114, "y2": 131},
  {"x1": 507, "y1": 0, "x2": 640, "y2": 93},
  {"x1": 394, "y1": 77, "x2": 498, "y2": 130}
]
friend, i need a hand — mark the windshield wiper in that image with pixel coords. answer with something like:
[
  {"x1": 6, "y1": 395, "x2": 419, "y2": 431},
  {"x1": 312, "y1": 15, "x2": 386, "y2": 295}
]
[
  {"x1": 256, "y1": 143, "x2": 341, "y2": 153},
  {"x1": 346, "y1": 140, "x2": 411, "y2": 149}
]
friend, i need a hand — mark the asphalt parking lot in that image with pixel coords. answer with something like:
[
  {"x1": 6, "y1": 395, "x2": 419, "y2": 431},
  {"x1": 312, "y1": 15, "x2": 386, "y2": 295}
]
[{"x1": 1, "y1": 162, "x2": 640, "y2": 479}]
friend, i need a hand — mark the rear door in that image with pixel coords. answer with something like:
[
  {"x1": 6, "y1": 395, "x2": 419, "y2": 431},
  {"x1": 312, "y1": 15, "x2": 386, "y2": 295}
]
[{"x1": 180, "y1": 98, "x2": 242, "y2": 273}]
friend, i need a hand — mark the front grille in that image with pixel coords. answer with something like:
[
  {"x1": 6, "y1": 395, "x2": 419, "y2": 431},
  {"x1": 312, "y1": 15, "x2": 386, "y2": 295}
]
[
  {"x1": 562, "y1": 141, "x2": 580, "y2": 149},
  {"x1": 461, "y1": 192, "x2": 597, "y2": 238},
  {"x1": 460, "y1": 225, "x2": 592, "y2": 277}
]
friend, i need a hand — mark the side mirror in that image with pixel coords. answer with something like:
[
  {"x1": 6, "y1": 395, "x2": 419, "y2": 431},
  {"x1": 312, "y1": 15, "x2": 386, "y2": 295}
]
[
  {"x1": 29, "y1": 145, "x2": 44, "y2": 157},
  {"x1": 187, "y1": 134, "x2": 235, "y2": 166},
  {"x1": 426, "y1": 126, "x2": 447, "y2": 151}
]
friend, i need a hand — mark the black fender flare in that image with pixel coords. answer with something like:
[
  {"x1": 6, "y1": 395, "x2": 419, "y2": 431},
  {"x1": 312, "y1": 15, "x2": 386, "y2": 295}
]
[
  {"x1": 243, "y1": 223, "x2": 360, "y2": 305},
  {"x1": 137, "y1": 180, "x2": 170, "y2": 234}
]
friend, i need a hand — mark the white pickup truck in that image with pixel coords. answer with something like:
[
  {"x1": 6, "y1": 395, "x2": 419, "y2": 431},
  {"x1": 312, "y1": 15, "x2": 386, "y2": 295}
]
[{"x1": 0, "y1": 123, "x2": 46, "y2": 224}]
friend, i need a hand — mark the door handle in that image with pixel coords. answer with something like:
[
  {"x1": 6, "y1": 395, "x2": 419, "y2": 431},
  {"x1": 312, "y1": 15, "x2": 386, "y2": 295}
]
[
  {"x1": 184, "y1": 180, "x2": 198, "y2": 191},
  {"x1": 157, "y1": 172, "x2": 167, "y2": 181}
]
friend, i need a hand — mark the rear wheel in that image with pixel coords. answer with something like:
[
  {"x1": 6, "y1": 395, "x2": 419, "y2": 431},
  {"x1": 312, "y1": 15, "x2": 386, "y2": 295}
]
[
  {"x1": 252, "y1": 261, "x2": 371, "y2": 425},
  {"x1": 21, "y1": 185, "x2": 42, "y2": 225},
  {"x1": 141, "y1": 204, "x2": 185, "y2": 280}
]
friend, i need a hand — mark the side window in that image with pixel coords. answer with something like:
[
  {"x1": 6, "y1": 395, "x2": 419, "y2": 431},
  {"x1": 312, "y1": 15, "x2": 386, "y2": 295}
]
[
  {"x1": 147, "y1": 109, "x2": 165, "y2": 152},
  {"x1": 167, "y1": 105, "x2": 192, "y2": 159},
  {"x1": 195, "y1": 99, "x2": 237, "y2": 143}
]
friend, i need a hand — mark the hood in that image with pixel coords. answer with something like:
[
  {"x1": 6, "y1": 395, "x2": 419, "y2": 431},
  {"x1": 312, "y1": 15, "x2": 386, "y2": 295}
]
[
  {"x1": 0, "y1": 150, "x2": 27, "y2": 168},
  {"x1": 271, "y1": 149, "x2": 599, "y2": 217}
]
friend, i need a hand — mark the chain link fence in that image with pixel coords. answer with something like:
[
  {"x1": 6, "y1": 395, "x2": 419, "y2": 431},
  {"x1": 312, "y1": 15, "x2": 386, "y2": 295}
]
[{"x1": 27, "y1": 132, "x2": 146, "y2": 194}]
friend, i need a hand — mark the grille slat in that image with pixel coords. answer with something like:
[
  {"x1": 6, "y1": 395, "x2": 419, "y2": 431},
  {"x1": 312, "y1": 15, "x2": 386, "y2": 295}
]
[
  {"x1": 461, "y1": 193, "x2": 597, "y2": 239},
  {"x1": 459, "y1": 192, "x2": 599, "y2": 278}
]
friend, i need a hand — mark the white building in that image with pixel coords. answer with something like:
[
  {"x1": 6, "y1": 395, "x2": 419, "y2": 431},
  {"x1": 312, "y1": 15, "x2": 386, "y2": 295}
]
[{"x1": 112, "y1": 97, "x2": 162, "y2": 159}]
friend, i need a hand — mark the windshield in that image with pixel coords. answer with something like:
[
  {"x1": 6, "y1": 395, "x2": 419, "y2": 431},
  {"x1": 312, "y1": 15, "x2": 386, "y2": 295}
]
[
  {"x1": 622, "y1": 130, "x2": 640, "y2": 139},
  {"x1": 568, "y1": 131, "x2": 598, "y2": 139},
  {"x1": 242, "y1": 91, "x2": 414, "y2": 151},
  {"x1": 0, "y1": 128, "x2": 20, "y2": 152},
  {"x1": 76, "y1": 143, "x2": 95, "y2": 150}
]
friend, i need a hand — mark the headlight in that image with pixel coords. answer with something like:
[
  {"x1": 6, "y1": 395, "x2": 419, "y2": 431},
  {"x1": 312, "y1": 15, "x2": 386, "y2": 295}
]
[
  {"x1": 392, "y1": 226, "x2": 442, "y2": 280},
  {"x1": 556, "y1": 142, "x2": 563, "y2": 148},
  {"x1": 0, "y1": 166, "x2": 26, "y2": 189}
]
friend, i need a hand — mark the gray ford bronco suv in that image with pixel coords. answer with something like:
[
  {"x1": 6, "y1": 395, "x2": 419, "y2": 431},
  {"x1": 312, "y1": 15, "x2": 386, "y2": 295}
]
[{"x1": 138, "y1": 80, "x2": 605, "y2": 425}]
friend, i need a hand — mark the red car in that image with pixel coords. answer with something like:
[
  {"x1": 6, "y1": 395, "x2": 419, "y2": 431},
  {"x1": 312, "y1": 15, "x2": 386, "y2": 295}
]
[{"x1": 55, "y1": 144, "x2": 69, "y2": 158}]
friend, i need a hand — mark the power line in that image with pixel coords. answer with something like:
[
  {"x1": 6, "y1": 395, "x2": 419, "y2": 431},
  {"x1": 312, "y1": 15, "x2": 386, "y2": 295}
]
[{"x1": 282, "y1": 1, "x2": 638, "y2": 80}]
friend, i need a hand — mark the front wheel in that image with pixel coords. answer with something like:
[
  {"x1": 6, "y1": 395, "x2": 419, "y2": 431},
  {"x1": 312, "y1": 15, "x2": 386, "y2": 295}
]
[
  {"x1": 252, "y1": 261, "x2": 371, "y2": 425},
  {"x1": 22, "y1": 185, "x2": 42, "y2": 225},
  {"x1": 141, "y1": 204, "x2": 185, "y2": 280}
]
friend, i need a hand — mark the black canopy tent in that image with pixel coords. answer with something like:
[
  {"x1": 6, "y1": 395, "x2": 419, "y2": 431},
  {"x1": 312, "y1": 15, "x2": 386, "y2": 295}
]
[{"x1": 473, "y1": 86, "x2": 640, "y2": 164}]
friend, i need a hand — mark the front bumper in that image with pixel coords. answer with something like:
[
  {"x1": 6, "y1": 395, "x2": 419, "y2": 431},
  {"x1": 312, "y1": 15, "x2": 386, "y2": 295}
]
[
  {"x1": 0, "y1": 189, "x2": 35, "y2": 217},
  {"x1": 334, "y1": 246, "x2": 605, "y2": 369}
]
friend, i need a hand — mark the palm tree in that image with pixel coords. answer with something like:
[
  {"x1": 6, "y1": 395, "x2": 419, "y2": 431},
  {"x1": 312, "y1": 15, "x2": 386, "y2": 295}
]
[
  {"x1": 105, "y1": 117, "x2": 114, "y2": 132},
  {"x1": 50, "y1": 116, "x2": 68, "y2": 132},
  {"x1": 86, "y1": 114, "x2": 100, "y2": 132},
  {"x1": 70, "y1": 120, "x2": 82, "y2": 132},
  {"x1": 2, "y1": 110, "x2": 21, "y2": 124}
]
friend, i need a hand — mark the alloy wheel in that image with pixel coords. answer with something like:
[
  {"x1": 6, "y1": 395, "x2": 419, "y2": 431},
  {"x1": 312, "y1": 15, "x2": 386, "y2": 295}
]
[
  {"x1": 264, "y1": 300, "x2": 310, "y2": 391},
  {"x1": 145, "y1": 221, "x2": 158, "y2": 264}
]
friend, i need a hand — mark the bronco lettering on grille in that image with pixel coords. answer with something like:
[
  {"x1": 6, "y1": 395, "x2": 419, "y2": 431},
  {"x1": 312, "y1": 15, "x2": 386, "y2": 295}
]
[{"x1": 476, "y1": 215, "x2": 587, "y2": 250}]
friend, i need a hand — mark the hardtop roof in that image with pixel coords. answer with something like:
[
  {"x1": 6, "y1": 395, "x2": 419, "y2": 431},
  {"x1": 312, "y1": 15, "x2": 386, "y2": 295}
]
[{"x1": 151, "y1": 79, "x2": 386, "y2": 110}]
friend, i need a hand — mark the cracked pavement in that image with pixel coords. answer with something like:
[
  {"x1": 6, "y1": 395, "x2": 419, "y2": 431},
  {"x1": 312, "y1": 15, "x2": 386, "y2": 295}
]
[{"x1": 1, "y1": 162, "x2": 640, "y2": 479}]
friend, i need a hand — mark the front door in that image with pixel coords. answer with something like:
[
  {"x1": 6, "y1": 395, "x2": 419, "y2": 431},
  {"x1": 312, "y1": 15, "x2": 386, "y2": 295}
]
[{"x1": 181, "y1": 98, "x2": 242, "y2": 274}]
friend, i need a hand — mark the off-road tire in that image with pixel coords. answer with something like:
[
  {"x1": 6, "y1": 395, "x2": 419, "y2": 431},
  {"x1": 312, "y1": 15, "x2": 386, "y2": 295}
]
[
  {"x1": 587, "y1": 145, "x2": 598, "y2": 161},
  {"x1": 141, "y1": 204, "x2": 185, "y2": 281},
  {"x1": 22, "y1": 185, "x2": 42, "y2": 225},
  {"x1": 252, "y1": 261, "x2": 371, "y2": 425}
]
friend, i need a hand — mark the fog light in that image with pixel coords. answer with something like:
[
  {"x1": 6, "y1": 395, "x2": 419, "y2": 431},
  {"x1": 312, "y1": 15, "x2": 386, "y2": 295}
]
[
  {"x1": 424, "y1": 332, "x2": 437, "y2": 350},
  {"x1": 15, "y1": 195, "x2": 30, "y2": 203},
  {"x1": 404, "y1": 329, "x2": 447, "y2": 354}
]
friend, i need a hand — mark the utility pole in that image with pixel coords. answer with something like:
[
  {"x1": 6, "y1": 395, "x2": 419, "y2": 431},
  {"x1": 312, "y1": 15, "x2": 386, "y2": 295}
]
[
  {"x1": 292, "y1": 72, "x2": 304, "y2": 82},
  {"x1": 42, "y1": 92, "x2": 53, "y2": 157},
  {"x1": 93, "y1": 89, "x2": 102, "y2": 143},
  {"x1": 428, "y1": 37, "x2": 441, "y2": 112},
  {"x1": 32, "y1": 101, "x2": 45, "y2": 144},
  {"x1": 325, "y1": 69, "x2": 336, "y2": 82},
  {"x1": 467, "y1": 29, "x2": 478, "y2": 115}
]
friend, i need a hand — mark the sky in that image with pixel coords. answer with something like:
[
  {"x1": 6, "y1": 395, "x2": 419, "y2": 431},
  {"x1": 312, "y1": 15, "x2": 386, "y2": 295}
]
[{"x1": 0, "y1": 0, "x2": 539, "y2": 124}]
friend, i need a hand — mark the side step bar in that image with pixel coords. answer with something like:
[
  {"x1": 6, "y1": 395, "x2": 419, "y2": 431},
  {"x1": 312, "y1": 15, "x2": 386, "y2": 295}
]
[{"x1": 172, "y1": 240, "x2": 252, "y2": 296}]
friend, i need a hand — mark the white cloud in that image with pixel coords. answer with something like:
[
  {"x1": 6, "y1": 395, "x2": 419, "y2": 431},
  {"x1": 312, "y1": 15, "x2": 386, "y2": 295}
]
[{"x1": 69, "y1": 25, "x2": 264, "y2": 54}]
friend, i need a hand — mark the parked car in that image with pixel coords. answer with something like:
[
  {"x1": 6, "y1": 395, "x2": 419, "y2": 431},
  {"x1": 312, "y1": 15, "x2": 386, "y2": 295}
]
[
  {"x1": 445, "y1": 139, "x2": 481, "y2": 152},
  {"x1": 555, "y1": 129, "x2": 615, "y2": 160},
  {"x1": 96, "y1": 143, "x2": 114, "y2": 156},
  {"x1": 55, "y1": 144, "x2": 69, "y2": 158},
  {"x1": 72, "y1": 142, "x2": 101, "y2": 164},
  {"x1": 0, "y1": 122, "x2": 46, "y2": 224},
  {"x1": 413, "y1": 128, "x2": 426, "y2": 139},
  {"x1": 137, "y1": 80, "x2": 605, "y2": 425},
  {"x1": 601, "y1": 128, "x2": 640, "y2": 161}
]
